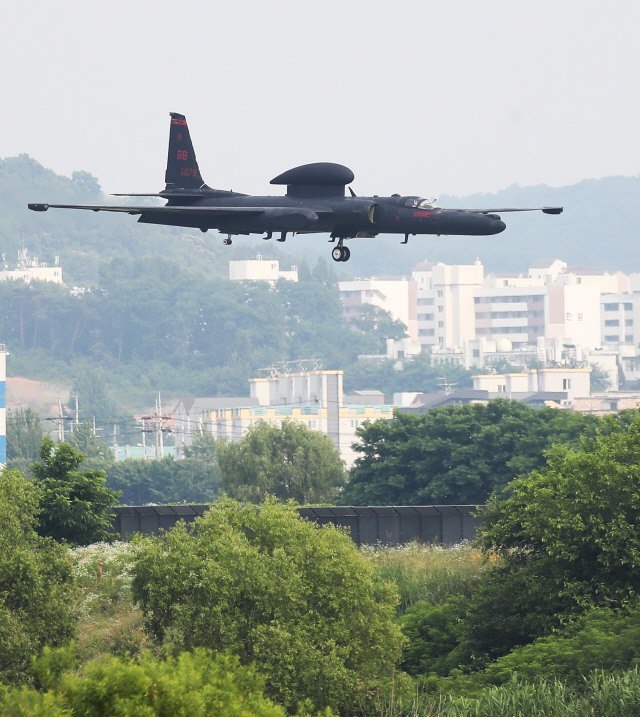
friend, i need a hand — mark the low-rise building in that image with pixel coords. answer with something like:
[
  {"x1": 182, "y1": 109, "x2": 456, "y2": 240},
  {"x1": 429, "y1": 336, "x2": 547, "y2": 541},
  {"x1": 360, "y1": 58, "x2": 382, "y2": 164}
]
[
  {"x1": 174, "y1": 370, "x2": 394, "y2": 467},
  {"x1": 229, "y1": 255, "x2": 298, "y2": 284}
]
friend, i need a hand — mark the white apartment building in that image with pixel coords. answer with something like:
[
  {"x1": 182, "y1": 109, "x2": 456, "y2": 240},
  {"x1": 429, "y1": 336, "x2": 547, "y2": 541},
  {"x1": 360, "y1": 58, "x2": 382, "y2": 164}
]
[
  {"x1": 411, "y1": 260, "x2": 484, "y2": 350},
  {"x1": 473, "y1": 367, "x2": 591, "y2": 402},
  {"x1": 229, "y1": 255, "x2": 298, "y2": 284},
  {"x1": 600, "y1": 294, "x2": 639, "y2": 346},
  {"x1": 338, "y1": 278, "x2": 418, "y2": 340}
]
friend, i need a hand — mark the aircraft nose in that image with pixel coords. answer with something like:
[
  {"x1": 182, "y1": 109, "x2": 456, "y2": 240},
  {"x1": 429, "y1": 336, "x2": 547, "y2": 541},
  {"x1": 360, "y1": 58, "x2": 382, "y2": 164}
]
[{"x1": 490, "y1": 218, "x2": 506, "y2": 234}]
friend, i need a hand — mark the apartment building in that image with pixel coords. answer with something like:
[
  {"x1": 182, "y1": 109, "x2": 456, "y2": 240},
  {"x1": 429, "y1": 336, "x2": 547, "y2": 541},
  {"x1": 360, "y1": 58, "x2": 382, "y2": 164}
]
[
  {"x1": 229, "y1": 255, "x2": 298, "y2": 284},
  {"x1": 338, "y1": 278, "x2": 418, "y2": 340},
  {"x1": 411, "y1": 260, "x2": 484, "y2": 350}
]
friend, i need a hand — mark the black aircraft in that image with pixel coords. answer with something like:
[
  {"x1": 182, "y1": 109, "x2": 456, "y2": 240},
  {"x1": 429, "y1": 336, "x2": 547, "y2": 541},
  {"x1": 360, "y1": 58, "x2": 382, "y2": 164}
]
[{"x1": 29, "y1": 113, "x2": 563, "y2": 263}]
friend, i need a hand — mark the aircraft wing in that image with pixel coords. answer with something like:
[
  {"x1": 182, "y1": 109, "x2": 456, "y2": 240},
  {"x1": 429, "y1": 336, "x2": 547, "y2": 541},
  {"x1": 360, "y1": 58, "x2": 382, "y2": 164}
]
[
  {"x1": 463, "y1": 207, "x2": 563, "y2": 215},
  {"x1": 28, "y1": 203, "x2": 268, "y2": 216}
]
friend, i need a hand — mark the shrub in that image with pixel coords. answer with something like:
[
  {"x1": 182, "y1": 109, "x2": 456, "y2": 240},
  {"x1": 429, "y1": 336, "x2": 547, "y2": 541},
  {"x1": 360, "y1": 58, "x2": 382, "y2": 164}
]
[
  {"x1": 0, "y1": 649, "x2": 307, "y2": 717},
  {"x1": 0, "y1": 469, "x2": 76, "y2": 685},
  {"x1": 131, "y1": 498, "x2": 403, "y2": 712}
]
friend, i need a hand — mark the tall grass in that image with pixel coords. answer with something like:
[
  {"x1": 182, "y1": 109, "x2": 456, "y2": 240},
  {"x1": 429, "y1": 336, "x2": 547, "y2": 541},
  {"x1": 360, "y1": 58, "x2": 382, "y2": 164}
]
[
  {"x1": 368, "y1": 670, "x2": 640, "y2": 717},
  {"x1": 363, "y1": 542, "x2": 489, "y2": 614},
  {"x1": 70, "y1": 542, "x2": 152, "y2": 663}
]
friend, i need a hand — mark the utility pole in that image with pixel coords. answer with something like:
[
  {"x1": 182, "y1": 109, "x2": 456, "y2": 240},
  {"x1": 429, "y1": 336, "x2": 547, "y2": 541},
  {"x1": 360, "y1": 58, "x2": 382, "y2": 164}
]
[
  {"x1": 158, "y1": 393, "x2": 164, "y2": 459},
  {"x1": 92, "y1": 416, "x2": 96, "y2": 437},
  {"x1": 58, "y1": 398, "x2": 65, "y2": 442},
  {"x1": 113, "y1": 424, "x2": 118, "y2": 460},
  {"x1": 75, "y1": 394, "x2": 79, "y2": 426},
  {"x1": 142, "y1": 418, "x2": 146, "y2": 459}
]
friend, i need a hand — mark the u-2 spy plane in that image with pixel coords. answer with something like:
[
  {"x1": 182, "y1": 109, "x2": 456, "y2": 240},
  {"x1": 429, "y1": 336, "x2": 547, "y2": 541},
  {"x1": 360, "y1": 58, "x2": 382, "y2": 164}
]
[{"x1": 29, "y1": 113, "x2": 562, "y2": 263}]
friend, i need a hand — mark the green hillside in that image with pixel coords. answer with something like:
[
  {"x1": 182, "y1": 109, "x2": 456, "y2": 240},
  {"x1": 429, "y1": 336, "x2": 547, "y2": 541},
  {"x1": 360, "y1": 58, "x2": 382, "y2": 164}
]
[{"x1": 3, "y1": 154, "x2": 639, "y2": 280}]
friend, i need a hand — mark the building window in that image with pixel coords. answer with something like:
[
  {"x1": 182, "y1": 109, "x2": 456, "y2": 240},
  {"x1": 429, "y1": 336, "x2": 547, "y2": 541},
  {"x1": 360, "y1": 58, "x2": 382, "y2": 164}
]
[
  {"x1": 605, "y1": 320, "x2": 620, "y2": 327},
  {"x1": 604, "y1": 335, "x2": 620, "y2": 342},
  {"x1": 578, "y1": 313, "x2": 583, "y2": 321},
  {"x1": 625, "y1": 303, "x2": 633, "y2": 311},
  {"x1": 437, "y1": 290, "x2": 443, "y2": 297},
  {"x1": 577, "y1": 277, "x2": 582, "y2": 284},
  {"x1": 438, "y1": 336, "x2": 444, "y2": 345},
  {"x1": 626, "y1": 319, "x2": 634, "y2": 326},
  {"x1": 562, "y1": 379, "x2": 572, "y2": 390},
  {"x1": 566, "y1": 312, "x2": 572, "y2": 321},
  {"x1": 498, "y1": 385, "x2": 506, "y2": 392},
  {"x1": 418, "y1": 313, "x2": 434, "y2": 321},
  {"x1": 438, "y1": 305, "x2": 444, "y2": 312},
  {"x1": 438, "y1": 321, "x2": 444, "y2": 328},
  {"x1": 472, "y1": 349, "x2": 480, "y2": 357},
  {"x1": 417, "y1": 298, "x2": 434, "y2": 305},
  {"x1": 604, "y1": 303, "x2": 620, "y2": 311},
  {"x1": 419, "y1": 328, "x2": 435, "y2": 336},
  {"x1": 626, "y1": 335, "x2": 634, "y2": 342}
]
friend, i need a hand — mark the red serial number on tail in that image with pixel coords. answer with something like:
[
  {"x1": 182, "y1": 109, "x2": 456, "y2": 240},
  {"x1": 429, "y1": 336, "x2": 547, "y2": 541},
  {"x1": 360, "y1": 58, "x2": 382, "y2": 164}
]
[{"x1": 180, "y1": 168, "x2": 198, "y2": 177}]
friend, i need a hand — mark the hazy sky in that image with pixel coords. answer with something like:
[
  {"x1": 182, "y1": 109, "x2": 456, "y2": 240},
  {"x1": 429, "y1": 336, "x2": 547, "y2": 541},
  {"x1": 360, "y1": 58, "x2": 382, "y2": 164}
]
[{"x1": 2, "y1": 0, "x2": 639, "y2": 198}]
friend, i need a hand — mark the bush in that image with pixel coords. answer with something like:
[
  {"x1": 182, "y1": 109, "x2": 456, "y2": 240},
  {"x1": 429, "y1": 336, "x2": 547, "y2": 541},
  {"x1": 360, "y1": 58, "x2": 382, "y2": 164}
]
[
  {"x1": 131, "y1": 498, "x2": 403, "y2": 712},
  {"x1": 0, "y1": 649, "x2": 307, "y2": 717},
  {"x1": 0, "y1": 469, "x2": 76, "y2": 685}
]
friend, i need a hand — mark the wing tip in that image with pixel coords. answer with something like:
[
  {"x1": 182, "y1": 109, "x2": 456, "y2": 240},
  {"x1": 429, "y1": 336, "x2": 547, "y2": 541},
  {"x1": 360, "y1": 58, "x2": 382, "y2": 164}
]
[
  {"x1": 542, "y1": 207, "x2": 563, "y2": 215},
  {"x1": 28, "y1": 203, "x2": 49, "y2": 212}
]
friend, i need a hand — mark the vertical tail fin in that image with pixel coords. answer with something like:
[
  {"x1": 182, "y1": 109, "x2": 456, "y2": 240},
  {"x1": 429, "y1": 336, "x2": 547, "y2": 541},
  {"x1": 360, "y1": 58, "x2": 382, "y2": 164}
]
[{"x1": 165, "y1": 112, "x2": 207, "y2": 190}]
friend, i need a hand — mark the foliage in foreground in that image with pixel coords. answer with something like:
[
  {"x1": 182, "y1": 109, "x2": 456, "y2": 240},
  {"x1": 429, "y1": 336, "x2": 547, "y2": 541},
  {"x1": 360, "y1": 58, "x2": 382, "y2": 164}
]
[
  {"x1": 479, "y1": 412, "x2": 640, "y2": 610},
  {"x1": 0, "y1": 469, "x2": 76, "y2": 686},
  {"x1": 217, "y1": 419, "x2": 346, "y2": 504},
  {"x1": 131, "y1": 498, "x2": 403, "y2": 712},
  {"x1": 397, "y1": 412, "x2": 640, "y2": 679},
  {"x1": 0, "y1": 648, "x2": 319, "y2": 717}
]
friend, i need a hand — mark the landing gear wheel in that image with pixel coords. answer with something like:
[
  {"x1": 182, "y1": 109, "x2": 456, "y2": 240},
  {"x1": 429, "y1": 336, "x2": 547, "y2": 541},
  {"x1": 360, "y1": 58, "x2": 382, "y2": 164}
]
[
  {"x1": 341, "y1": 246, "x2": 351, "y2": 262},
  {"x1": 332, "y1": 246, "x2": 344, "y2": 262}
]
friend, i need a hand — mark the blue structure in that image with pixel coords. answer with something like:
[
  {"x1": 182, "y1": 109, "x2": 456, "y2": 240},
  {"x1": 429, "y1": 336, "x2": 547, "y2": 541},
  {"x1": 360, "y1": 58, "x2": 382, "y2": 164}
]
[{"x1": 0, "y1": 345, "x2": 5, "y2": 465}]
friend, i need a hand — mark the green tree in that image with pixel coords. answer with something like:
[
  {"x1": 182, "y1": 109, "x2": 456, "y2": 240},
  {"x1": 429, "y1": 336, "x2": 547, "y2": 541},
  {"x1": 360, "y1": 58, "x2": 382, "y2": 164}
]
[
  {"x1": 32, "y1": 438, "x2": 121, "y2": 546},
  {"x1": 131, "y1": 499, "x2": 403, "y2": 712},
  {"x1": 479, "y1": 412, "x2": 640, "y2": 609},
  {"x1": 183, "y1": 428, "x2": 218, "y2": 461},
  {"x1": 343, "y1": 399, "x2": 600, "y2": 505},
  {"x1": 0, "y1": 469, "x2": 76, "y2": 685},
  {"x1": 0, "y1": 649, "x2": 297, "y2": 717},
  {"x1": 105, "y1": 456, "x2": 219, "y2": 505},
  {"x1": 66, "y1": 422, "x2": 114, "y2": 467},
  {"x1": 71, "y1": 368, "x2": 117, "y2": 423},
  {"x1": 217, "y1": 419, "x2": 346, "y2": 504},
  {"x1": 6, "y1": 407, "x2": 43, "y2": 471}
]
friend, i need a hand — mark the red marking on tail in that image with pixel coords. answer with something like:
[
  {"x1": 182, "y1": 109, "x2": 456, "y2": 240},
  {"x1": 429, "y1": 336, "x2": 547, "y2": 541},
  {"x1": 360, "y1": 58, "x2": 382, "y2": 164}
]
[
  {"x1": 414, "y1": 211, "x2": 433, "y2": 217},
  {"x1": 171, "y1": 119, "x2": 187, "y2": 125}
]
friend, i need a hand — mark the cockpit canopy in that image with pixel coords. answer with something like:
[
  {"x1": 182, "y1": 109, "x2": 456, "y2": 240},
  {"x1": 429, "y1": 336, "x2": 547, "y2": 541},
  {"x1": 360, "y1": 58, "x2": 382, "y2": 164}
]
[{"x1": 405, "y1": 198, "x2": 439, "y2": 210}]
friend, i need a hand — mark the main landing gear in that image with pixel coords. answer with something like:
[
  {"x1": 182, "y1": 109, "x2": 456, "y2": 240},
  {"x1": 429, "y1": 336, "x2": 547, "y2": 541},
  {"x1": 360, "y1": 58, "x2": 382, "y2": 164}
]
[
  {"x1": 330, "y1": 238, "x2": 351, "y2": 262},
  {"x1": 332, "y1": 245, "x2": 350, "y2": 262}
]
